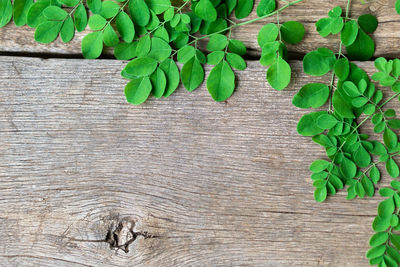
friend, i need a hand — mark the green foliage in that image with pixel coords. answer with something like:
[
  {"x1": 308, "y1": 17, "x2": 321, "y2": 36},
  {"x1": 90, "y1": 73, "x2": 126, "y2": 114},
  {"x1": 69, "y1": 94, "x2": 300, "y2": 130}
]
[
  {"x1": 2, "y1": 0, "x2": 400, "y2": 264},
  {"x1": 0, "y1": 0, "x2": 304, "y2": 102},
  {"x1": 257, "y1": 18, "x2": 304, "y2": 91},
  {"x1": 315, "y1": 5, "x2": 377, "y2": 61}
]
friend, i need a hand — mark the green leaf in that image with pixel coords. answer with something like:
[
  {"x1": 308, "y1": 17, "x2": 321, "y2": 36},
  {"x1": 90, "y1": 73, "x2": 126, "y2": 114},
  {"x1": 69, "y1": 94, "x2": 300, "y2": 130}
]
[
  {"x1": 384, "y1": 109, "x2": 396, "y2": 118},
  {"x1": 332, "y1": 90, "x2": 355, "y2": 118},
  {"x1": 150, "y1": 67, "x2": 166, "y2": 98},
  {"x1": 387, "y1": 158, "x2": 400, "y2": 178},
  {"x1": 314, "y1": 186, "x2": 327, "y2": 202},
  {"x1": 235, "y1": 0, "x2": 253, "y2": 19},
  {"x1": 226, "y1": 53, "x2": 246, "y2": 70},
  {"x1": 379, "y1": 188, "x2": 395, "y2": 197},
  {"x1": 388, "y1": 119, "x2": 400, "y2": 129},
  {"x1": 74, "y1": 4, "x2": 87, "y2": 32},
  {"x1": 267, "y1": 57, "x2": 291, "y2": 91},
  {"x1": 356, "y1": 181, "x2": 366, "y2": 198},
  {"x1": 163, "y1": 6, "x2": 174, "y2": 21},
  {"x1": 340, "y1": 20, "x2": 358, "y2": 46},
  {"x1": 397, "y1": 0, "x2": 400, "y2": 15},
  {"x1": 330, "y1": 17, "x2": 344, "y2": 34},
  {"x1": 160, "y1": 58, "x2": 180, "y2": 97},
  {"x1": 366, "y1": 245, "x2": 386, "y2": 259},
  {"x1": 378, "y1": 197, "x2": 395, "y2": 217},
  {"x1": 342, "y1": 81, "x2": 361, "y2": 97},
  {"x1": 226, "y1": 0, "x2": 237, "y2": 14},
  {"x1": 351, "y1": 97, "x2": 368, "y2": 108},
  {"x1": 256, "y1": 0, "x2": 275, "y2": 17},
  {"x1": 129, "y1": 0, "x2": 150, "y2": 26},
  {"x1": 60, "y1": 16, "x2": 74, "y2": 43},
  {"x1": 124, "y1": 77, "x2": 152, "y2": 105},
  {"x1": 384, "y1": 127, "x2": 398, "y2": 150},
  {"x1": 361, "y1": 176, "x2": 374, "y2": 197},
  {"x1": 207, "y1": 34, "x2": 228, "y2": 51},
  {"x1": 346, "y1": 29, "x2": 375, "y2": 61},
  {"x1": 375, "y1": 57, "x2": 387, "y2": 72},
  {"x1": 292, "y1": 83, "x2": 329, "y2": 109},
  {"x1": 195, "y1": 50, "x2": 206, "y2": 64},
  {"x1": 330, "y1": 174, "x2": 343, "y2": 189},
  {"x1": 81, "y1": 31, "x2": 103, "y2": 59},
  {"x1": 391, "y1": 180, "x2": 400, "y2": 190},
  {"x1": 0, "y1": 0, "x2": 12, "y2": 27},
  {"x1": 228, "y1": 39, "x2": 246, "y2": 55},
  {"x1": 12, "y1": 0, "x2": 33, "y2": 27},
  {"x1": 260, "y1": 41, "x2": 279, "y2": 66},
  {"x1": 316, "y1": 17, "x2": 333, "y2": 37},
  {"x1": 195, "y1": 0, "x2": 217, "y2": 22},
  {"x1": 146, "y1": 0, "x2": 170, "y2": 14},
  {"x1": 136, "y1": 35, "x2": 151, "y2": 58},
  {"x1": 177, "y1": 46, "x2": 196, "y2": 64},
  {"x1": 43, "y1": 6, "x2": 67, "y2": 20},
  {"x1": 354, "y1": 145, "x2": 371, "y2": 168},
  {"x1": 316, "y1": 114, "x2": 338, "y2": 129},
  {"x1": 147, "y1": 10, "x2": 160, "y2": 31},
  {"x1": 87, "y1": 0, "x2": 102, "y2": 14},
  {"x1": 297, "y1": 111, "x2": 327, "y2": 137},
  {"x1": 100, "y1": 1, "x2": 119, "y2": 19},
  {"x1": 148, "y1": 37, "x2": 172, "y2": 61},
  {"x1": 116, "y1": 11, "x2": 134, "y2": 43},
  {"x1": 34, "y1": 20, "x2": 62, "y2": 44},
  {"x1": 88, "y1": 14, "x2": 107, "y2": 30},
  {"x1": 303, "y1": 48, "x2": 336, "y2": 76},
  {"x1": 207, "y1": 51, "x2": 225, "y2": 65},
  {"x1": 103, "y1": 24, "x2": 119, "y2": 47},
  {"x1": 257, "y1": 23, "x2": 279, "y2": 47},
  {"x1": 207, "y1": 60, "x2": 235, "y2": 102},
  {"x1": 310, "y1": 160, "x2": 330, "y2": 173},
  {"x1": 114, "y1": 42, "x2": 137, "y2": 60},
  {"x1": 154, "y1": 26, "x2": 169, "y2": 42},
  {"x1": 26, "y1": 0, "x2": 51, "y2": 28},
  {"x1": 387, "y1": 246, "x2": 400, "y2": 264},
  {"x1": 358, "y1": 14, "x2": 378, "y2": 33},
  {"x1": 373, "y1": 216, "x2": 391, "y2": 232},
  {"x1": 181, "y1": 57, "x2": 204, "y2": 92},
  {"x1": 122, "y1": 57, "x2": 158, "y2": 78},
  {"x1": 369, "y1": 232, "x2": 389, "y2": 247},
  {"x1": 334, "y1": 58, "x2": 350, "y2": 81},
  {"x1": 392, "y1": 234, "x2": 400, "y2": 250},
  {"x1": 280, "y1": 21, "x2": 304, "y2": 45},
  {"x1": 341, "y1": 158, "x2": 357, "y2": 180}
]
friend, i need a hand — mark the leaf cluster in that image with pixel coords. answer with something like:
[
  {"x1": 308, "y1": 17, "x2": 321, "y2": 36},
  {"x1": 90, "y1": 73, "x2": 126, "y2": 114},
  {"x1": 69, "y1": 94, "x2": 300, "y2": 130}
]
[
  {"x1": 0, "y1": 0, "x2": 306, "y2": 103},
  {"x1": 3, "y1": 0, "x2": 400, "y2": 264}
]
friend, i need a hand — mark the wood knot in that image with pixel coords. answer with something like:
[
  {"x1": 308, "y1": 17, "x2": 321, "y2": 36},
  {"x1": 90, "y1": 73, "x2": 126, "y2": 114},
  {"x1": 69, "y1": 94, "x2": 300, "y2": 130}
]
[
  {"x1": 104, "y1": 216, "x2": 157, "y2": 253},
  {"x1": 105, "y1": 217, "x2": 137, "y2": 253}
]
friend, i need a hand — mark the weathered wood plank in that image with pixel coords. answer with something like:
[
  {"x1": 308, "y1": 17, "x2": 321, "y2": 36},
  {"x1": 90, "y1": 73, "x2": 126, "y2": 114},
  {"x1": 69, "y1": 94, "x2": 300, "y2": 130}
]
[
  {"x1": 0, "y1": 57, "x2": 395, "y2": 266},
  {"x1": 0, "y1": 0, "x2": 397, "y2": 58}
]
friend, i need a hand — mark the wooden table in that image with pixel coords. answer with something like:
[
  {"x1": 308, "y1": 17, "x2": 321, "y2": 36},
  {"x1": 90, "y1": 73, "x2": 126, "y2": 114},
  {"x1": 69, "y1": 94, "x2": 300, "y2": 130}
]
[{"x1": 0, "y1": 1, "x2": 398, "y2": 266}]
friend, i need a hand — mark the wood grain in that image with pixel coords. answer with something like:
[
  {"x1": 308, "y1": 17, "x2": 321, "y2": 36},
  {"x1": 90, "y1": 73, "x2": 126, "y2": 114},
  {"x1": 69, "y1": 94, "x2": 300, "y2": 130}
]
[
  {"x1": 0, "y1": 0, "x2": 397, "y2": 58},
  {"x1": 0, "y1": 57, "x2": 396, "y2": 266}
]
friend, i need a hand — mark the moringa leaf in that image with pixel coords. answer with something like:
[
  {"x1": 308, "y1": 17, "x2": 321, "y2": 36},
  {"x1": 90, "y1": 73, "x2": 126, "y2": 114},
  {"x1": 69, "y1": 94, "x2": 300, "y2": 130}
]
[
  {"x1": 266, "y1": 57, "x2": 291, "y2": 91},
  {"x1": 207, "y1": 60, "x2": 235, "y2": 102}
]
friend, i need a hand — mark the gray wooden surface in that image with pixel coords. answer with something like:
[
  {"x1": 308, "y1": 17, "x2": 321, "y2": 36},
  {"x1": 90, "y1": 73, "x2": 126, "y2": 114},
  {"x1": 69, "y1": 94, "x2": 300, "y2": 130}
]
[{"x1": 0, "y1": 0, "x2": 397, "y2": 266}]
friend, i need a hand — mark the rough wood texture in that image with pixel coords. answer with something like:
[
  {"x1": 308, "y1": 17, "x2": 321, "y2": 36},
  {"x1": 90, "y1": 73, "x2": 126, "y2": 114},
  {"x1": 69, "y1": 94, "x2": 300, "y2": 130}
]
[
  {"x1": 0, "y1": 57, "x2": 396, "y2": 266},
  {"x1": 0, "y1": 0, "x2": 397, "y2": 58}
]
